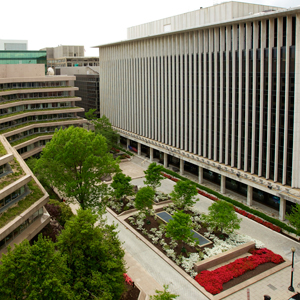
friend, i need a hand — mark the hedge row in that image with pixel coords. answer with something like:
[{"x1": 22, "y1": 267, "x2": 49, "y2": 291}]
[{"x1": 161, "y1": 167, "x2": 298, "y2": 235}]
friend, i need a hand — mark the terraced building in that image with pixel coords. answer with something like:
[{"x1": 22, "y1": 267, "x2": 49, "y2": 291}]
[{"x1": 0, "y1": 64, "x2": 88, "y2": 256}]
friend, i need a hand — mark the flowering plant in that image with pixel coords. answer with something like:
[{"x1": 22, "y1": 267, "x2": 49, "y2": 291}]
[{"x1": 195, "y1": 248, "x2": 284, "y2": 295}]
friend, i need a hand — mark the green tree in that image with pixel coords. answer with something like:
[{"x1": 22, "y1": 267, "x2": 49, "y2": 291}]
[
  {"x1": 202, "y1": 200, "x2": 241, "y2": 234},
  {"x1": 135, "y1": 186, "x2": 155, "y2": 216},
  {"x1": 92, "y1": 115, "x2": 119, "y2": 150},
  {"x1": 0, "y1": 236, "x2": 73, "y2": 300},
  {"x1": 85, "y1": 108, "x2": 97, "y2": 120},
  {"x1": 111, "y1": 172, "x2": 133, "y2": 201},
  {"x1": 47, "y1": 199, "x2": 74, "y2": 226},
  {"x1": 165, "y1": 210, "x2": 195, "y2": 251},
  {"x1": 144, "y1": 162, "x2": 164, "y2": 191},
  {"x1": 286, "y1": 204, "x2": 300, "y2": 235},
  {"x1": 150, "y1": 284, "x2": 179, "y2": 300},
  {"x1": 170, "y1": 180, "x2": 198, "y2": 209},
  {"x1": 57, "y1": 209, "x2": 126, "y2": 300},
  {"x1": 35, "y1": 126, "x2": 119, "y2": 211}
]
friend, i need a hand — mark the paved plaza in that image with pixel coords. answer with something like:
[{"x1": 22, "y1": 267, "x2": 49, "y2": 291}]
[{"x1": 113, "y1": 156, "x2": 300, "y2": 300}]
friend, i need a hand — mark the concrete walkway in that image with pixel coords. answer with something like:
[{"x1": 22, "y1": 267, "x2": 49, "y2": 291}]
[{"x1": 119, "y1": 155, "x2": 300, "y2": 300}]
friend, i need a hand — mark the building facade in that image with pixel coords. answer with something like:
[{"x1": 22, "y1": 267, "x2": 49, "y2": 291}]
[
  {"x1": 54, "y1": 67, "x2": 100, "y2": 118},
  {"x1": 0, "y1": 64, "x2": 88, "y2": 256},
  {"x1": 97, "y1": 2, "x2": 300, "y2": 220},
  {"x1": 41, "y1": 45, "x2": 99, "y2": 70},
  {"x1": 0, "y1": 50, "x2": 47, "y2": 73}
]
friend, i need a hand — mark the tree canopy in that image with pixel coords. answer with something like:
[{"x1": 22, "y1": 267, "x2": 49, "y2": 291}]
[
  {"x1": 165, "y1": 210, "x2": 195, "y2": 250},
  {"x1": 35, "y1": 126, "x2": 119, "y2": 211},
  {"x1": 0, "y1": 210, "x2": 127, "y2": 300},
  {"x1": 57, "y1": 209, "x2": 126, "y2": 300},
  {"x1": 170, "y1": 180, "x2": 198, "y2": 209},
  {"x1": 0, "y1": 236, "x2": 73, "y2": 300},
  {"x1": 92, "y1": 115, "x2": 119, "y2": 150},
  {"x1": 85, "y1": 108, "x2": 97, "y2": 120},
  {"x1": 202, "y1": 200, "x2": 241, "y2": 234},
  {"x1": 143, "y1": 162, "x2": 164, "y2": 191},
  {"x1": 286, "y1": 203, "x2": 300, "y2": 235},
  {"x1": 134, "y1": 186, "x2": 155, "y2": 215},
  {"x1": 111, "y1": 172, "x2": 133, "y2": 201}
]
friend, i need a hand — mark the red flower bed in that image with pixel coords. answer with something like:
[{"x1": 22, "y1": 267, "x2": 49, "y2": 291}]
[
  {"x1": 195, "y1": 248, "x2": 284, "y2": 295},
  {"x1": 234, "y1": 208, "x2": 281, "y2": 233}
]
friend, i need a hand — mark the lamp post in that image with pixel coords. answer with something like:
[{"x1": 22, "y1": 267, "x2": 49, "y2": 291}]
[{"x1": 288, "y1": 247, "x2": 296, "y2": 292}]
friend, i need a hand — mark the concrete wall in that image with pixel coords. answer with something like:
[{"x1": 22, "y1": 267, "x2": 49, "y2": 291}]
[
  {"x1": 127, "y1": 2, "x2": 283, "y2": 39},
  {"x1": 57, "y1": 66, "x2": 100, "y2": 75},
  {"x1": 0, "y1": 64, "x2": 45, "y2": 79},
  {"x1": 53, "y1": 46, "x2": 84, "y2": 58}
]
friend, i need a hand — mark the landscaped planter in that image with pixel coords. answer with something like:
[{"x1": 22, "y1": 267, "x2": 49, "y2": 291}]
[{"x1": 195, "y1": 248, "x2": 284, "y2": 295}]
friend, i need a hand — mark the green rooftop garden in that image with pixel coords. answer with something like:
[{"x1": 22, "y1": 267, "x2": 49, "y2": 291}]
[
  {"x1": 0, "y1": 179, "x2": 44, "y2": 229},
  {"x1": 0, "y1": 158, "x2": 25, "y2": 190},
  {"x1": 0, "y1": 141, "x2": 7, "y2": 157}
]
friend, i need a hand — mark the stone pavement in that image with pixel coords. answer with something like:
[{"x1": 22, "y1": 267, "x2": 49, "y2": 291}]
[{"x1": 119, "y1": 155, "x2": 300, "y2": 300}]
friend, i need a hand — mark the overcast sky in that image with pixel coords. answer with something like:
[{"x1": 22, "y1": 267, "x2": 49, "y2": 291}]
[{"x1": 1, "y1": 0, "x2": 299, "y2": 57}]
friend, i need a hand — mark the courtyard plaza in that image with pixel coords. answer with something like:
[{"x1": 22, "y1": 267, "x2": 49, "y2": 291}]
[
  {"x1": 111, "y1": 155, "x2": 300, "y2": 300},
  {"x1": 68, "y1": 155, "x2": 300, "y2": 300}
]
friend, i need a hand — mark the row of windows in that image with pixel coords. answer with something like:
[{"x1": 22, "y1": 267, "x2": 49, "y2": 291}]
[
  {"x1": 0, "y1": 113, "x2": 76, "y2": 131},
  {"x1": 0, "y1": 102, "x2": 72, "y2": 116},
  {"x1": 0, "y1": 185, "x2": 26, "y2": 210},
  {"x1": 0, "y1": 81, "x2": 68, "y2": 91},
  {"x1": 0, "y1": 91, "x2": 70, "y2": 103},
  {"x1": 18, "y1": 140, "x2": 51, "y2": 155},
  {"x1": 7, "y1": 124, "x2": 77, "y2": 144},
  {"x1": 0, "y1": 207, "x2": 44, "y2": 250}
]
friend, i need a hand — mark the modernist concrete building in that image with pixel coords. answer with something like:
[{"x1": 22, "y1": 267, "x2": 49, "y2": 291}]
[
  {"x1": 41, "y1": 45, "x2": 99, "y2": 70},
  {"x1": 0, "y1": 64, "x2": 88, "y2": 256},
  {"x1": 96, "y1": 1, "x2": 300, "y2": 220}
]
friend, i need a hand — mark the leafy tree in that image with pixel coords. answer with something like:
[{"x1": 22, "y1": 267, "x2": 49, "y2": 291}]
[
  {"x1": 170, "y1": 180, "x2": 198, "y2": 209},
  {"x1": 165, "y1": 210, "x2": 195, "y2": 251},
  {"x1": 57, "y1": 209, "x2": 126, "y2": 300},
  {"x1": 150, "y1": 284, "x2": 179, "y2": 300},
  {"x1": 92, "y1": 115, "x2": 119, "y2": 150},
  {"x1": 85, "y1": 108, "x2": 97, "y2": 120},
  {"x1": 286, "y1": 204, "x2": 300, "y2": 235},
  {"x1": 135, "y1": 186, "x2": 155, "y2": 216},
  {"x1": 0, "y1": 235, "x2": 73, "y2": 300},
  {"x1": 46, "y1": 199, "x2": 74, "y2": 227},
  {"x1": 111, "y1": 172, "x2": 133, "y2": 201},
  {"x1": 35, "y1": 126, "x2": 120, "y2": 211},
  {"x1": 202, "y1": 200, "x2": 241, "y2": 234},
  {"x1": 144, "y1": 162, "x2": 164, "y2": 191}
]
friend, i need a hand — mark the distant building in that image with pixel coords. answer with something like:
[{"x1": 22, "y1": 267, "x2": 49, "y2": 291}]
[
  {"x1": 41, "y1": 45, "x2": 99, "y2": 70},
  {"x1": 0, "y1": 39, "x2": 28, "y2": 51},
  {"x1": 0, "y1": 50, "x2": 47, "y2": 73},
  {"x1": 55, "y1": 66, "x2": 100, "y2": 118}
]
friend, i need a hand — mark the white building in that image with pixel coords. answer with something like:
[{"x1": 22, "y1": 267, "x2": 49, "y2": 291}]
[{"x1": 95, "y1": 1, "x2": 300, "y2": 220}]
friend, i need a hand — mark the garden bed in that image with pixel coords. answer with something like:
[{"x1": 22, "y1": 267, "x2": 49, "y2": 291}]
[
  {"x1": 120, "y1": 284, "x2": 140, "y2": 300},
  {"x1": 107, "y1": 191, "x2": 172, "y2": 215},
  {"x1": 195, "y1": 248, "x2": 284, "y2": 295},
  {"x1": 125, "y1": 205, "x2": 265, "y2": 277}
]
